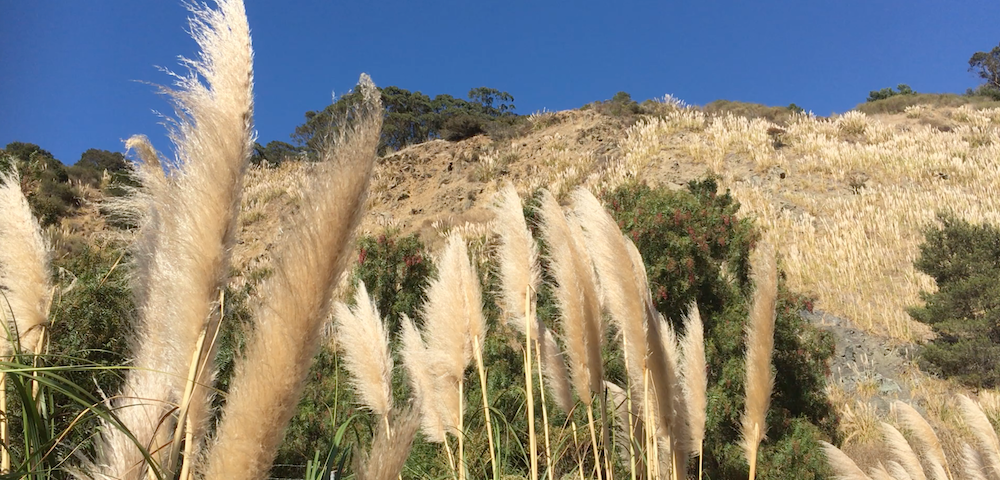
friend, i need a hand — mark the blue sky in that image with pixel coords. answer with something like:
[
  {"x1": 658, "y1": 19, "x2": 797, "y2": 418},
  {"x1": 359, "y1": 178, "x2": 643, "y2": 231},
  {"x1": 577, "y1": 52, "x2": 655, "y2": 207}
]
[{"x1": 1, "y1": 1, "x2": 997, "y2": 164}]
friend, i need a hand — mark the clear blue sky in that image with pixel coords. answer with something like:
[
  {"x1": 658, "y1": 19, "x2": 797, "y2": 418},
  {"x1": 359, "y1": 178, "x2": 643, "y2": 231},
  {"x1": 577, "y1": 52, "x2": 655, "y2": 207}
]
[{"x1": 1, "y1": 1, "x2": 997, "y2": 164}]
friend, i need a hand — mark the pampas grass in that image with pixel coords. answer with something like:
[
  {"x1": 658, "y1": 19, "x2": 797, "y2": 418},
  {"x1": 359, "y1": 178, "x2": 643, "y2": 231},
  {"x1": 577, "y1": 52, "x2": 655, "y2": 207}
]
[
  {"x1": 200, "y1": 74, "x2": 382, "y2": 480},
  {"x1": 893, "y1": 401, "x2": 950, "y2": 480},
  {"x1": 881, "y1": 421, "x2": 926, "y2": 480},
  {"x1": 740, "y1": 242, "x2": 777, "y2": 480},
  {"x1": 419, "y1": 233, "x2": 485, "y2": 480},
  {"x1": 819, "y1": 440, "x2": 871, "y2": 480},
  {"x1": 681, "y1": 302, "x2": 707, "y2": 480},
  {"x1": 540, "y1": 189, "x2": 606, "y2": 480},
  {"x1": 96, "y1": 1, "x2": 256, "y2": 477},
  {"x1": 400, "y1": 314, "x2": 446, "y2": 443},
  {"x1": 957, "y1": 394, "x2": 1000, "y2": 480},
  {"x1": 355, "y1": 405, "x2": 421, "y2": 480},
  {"x1": 0, "y1": 168, "x2": 53, "y2": 355},
  {"x1": 962, "y1": 443, "x2": 989, "y2": 480},
  {"x1": 334, "y1": 280, "x2": 394, "y2": 417}
]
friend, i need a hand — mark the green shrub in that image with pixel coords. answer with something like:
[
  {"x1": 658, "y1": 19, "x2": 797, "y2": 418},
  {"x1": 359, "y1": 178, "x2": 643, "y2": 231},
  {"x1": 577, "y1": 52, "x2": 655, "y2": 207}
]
[
  {"x1": 441, "y1": 113, "x2": 487, "y2": 141},
  {"x1": 866, "y1": 84, "x2": 915, "y2": 103},
  {"x1": 603, "y1": 179, "x2": 836, "y2": 480},
  {"x1": 909, "y1": 214, "x2": 1000, "y2": 388}
]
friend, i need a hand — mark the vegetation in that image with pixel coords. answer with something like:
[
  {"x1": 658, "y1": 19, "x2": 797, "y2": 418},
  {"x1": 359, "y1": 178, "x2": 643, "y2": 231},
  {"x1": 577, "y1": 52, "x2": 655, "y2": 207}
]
[
  {"x1": 969, "y1": 42, "x2": 1000, "y2": 97},
  {"x1": 294, "y1": 85, "x2": 522, "y2": 155},
  {"x1": 701, "y1": 100, "x2": 803, "y2": 125},
  {"x1": 866, "y1": 83, "x2": 915, "y2": 103},
  {"x1": 909, "y1": 214, "x2": 1000, "y2": 388}
]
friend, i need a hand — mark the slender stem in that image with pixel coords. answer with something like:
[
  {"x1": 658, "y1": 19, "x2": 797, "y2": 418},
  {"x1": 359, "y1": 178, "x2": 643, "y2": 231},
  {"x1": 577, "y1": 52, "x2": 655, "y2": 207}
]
[
  {"x1": 586, "y1": 402, "x2": 603, "y2": 480},
  {"x1": 458, "y1": 378, "x2": 465, "y2": 480},
  {"x1": 474, "y1": 336, "x2": 498, "y2": 480},
  {"x1": 444, "y1": 437, "x2": 456, "y2": 477},
  {"x1": 1, "y1": 370, "x2": 7, "y2": 474},
  {"x1": 621, "y1": 336, "x2": 637, "y2": 480},
  {"x1": 698, "y1": 447, "x2": 704, "y2": 480},
  {"x1": 534, "y1": 336, "x2": 555, "y2": 480},
  {"x1": 524, "y1": 287, "x2": 538, "y2": 480},
  {"x1": 572, "y1": 421, "x2": 585, "y2": 480},
  {"x1": 643, "y1": 368, "x2": 657, "y2": 480}
]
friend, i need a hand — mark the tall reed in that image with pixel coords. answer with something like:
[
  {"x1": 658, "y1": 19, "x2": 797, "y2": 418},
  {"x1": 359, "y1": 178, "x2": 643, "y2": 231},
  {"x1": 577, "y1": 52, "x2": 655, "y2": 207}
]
[
  {"x1": 681, "y1": 302, "x2": 707, "y2": 480},
  {"x1": 539, "y1": 189, "x2": 606, "y2": 480},
  {"x1": 893, "y1": 401, "x2": 950, "y2": 480},
  {"x1": 0, "y1": 168, "x2": 54, "y2": 355},
  {"x1": 0, "y1": 167, "x2": 55, "y2": 473},
  {"x1": 818, "y1": 440, "x2": 870, "y2": 480},
  {"x1": 96, "y1": 0, "x2": 255, "y2": 477},
  {"x1": 334, "y1": 281, "x2": 394, "y2": 419},
  {"x1": 741, "y1": 243, "x2": 777, "y2": 480},
  {"x1": 201, "y1": 74, "x2": 382, "y2": 480}
]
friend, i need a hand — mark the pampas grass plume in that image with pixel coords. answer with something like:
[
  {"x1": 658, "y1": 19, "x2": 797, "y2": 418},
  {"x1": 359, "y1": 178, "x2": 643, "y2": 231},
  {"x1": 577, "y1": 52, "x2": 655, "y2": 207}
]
[
  {"x1": 962, "y1": 443, "x2": 989, "y2": 480},
  {"x1": 740, "y1": 242, "x2": 777, "y2": 480},
  {"x1": 356, "y1": 405, "x2": 422, "y2": 480},
  {"x1": 681, "y1": 302, "x2": 707, "y2": 459},
  {"x1": 957, "y1": 394, "x2": 1000, "y2": 479},
  {"x1": 400, "y1": 314, "x2": 446, "y2": 443},
  {"x1": 0, "y1": 168, "x2": 53, "y2": 354},
  {"x1": 881, "y1": 421, "x2": 926, "y2": 480},
  {"x1": 200, "y1": 73, "x2": 382, "y2": 480},
  {"x1": 819, "y1": 440, "x2": 871, "y2": 480},
  {"x1": 892, "y1": 401, "x2": 949, "y2": 480},
  {"x1": 335, "y1": 281, "x2": 394, "y2": 417}
]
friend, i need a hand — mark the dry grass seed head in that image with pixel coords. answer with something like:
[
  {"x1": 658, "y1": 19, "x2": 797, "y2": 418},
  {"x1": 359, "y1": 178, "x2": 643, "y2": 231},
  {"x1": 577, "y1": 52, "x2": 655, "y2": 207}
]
[
  {"x1": 0, "y1": 168, "x2": 53, "y2": 354},
  {"x1": 681, "y1": 301, "x2": 708, "y2": 457},
  {"x1": 539, "y1": 189, "x2": 604, "y2": 402},
  {"x1": 819, "y1": 440, "x2": 871, "y2": 480},
  {"x1": 881, "y1": 421, "x2": 927, "y2": 480},
  {"x1": 892, "y1": 401, "x2": 949, "y2": 480},
  {"x1": 957, "y1": 394, "x2": 1000, "y2": 479},
  {"x1": 201, "y1": 73, "x2": 382, "y2": 480},
  {"x1": 97, "y1": 0, "x2": 257, "y2": 476},
  {"x1": 355, "y1": 404, "x2": 422, "y2": 480},
  {"x1": 740, "y1": 242, "x2": 777, "y2": 465},
  {"x1": 492, "y1": 184, "x2": 541, "y2": 335},
  {"x1": 961, "y1": 443, "x2": 989, "y2": 480},
  {"x1": 334, "y1": 280, "x2": 394, "y2": 417},
  {"x1": 400, "y1": 314, "x2": 446, "y2": 443}
]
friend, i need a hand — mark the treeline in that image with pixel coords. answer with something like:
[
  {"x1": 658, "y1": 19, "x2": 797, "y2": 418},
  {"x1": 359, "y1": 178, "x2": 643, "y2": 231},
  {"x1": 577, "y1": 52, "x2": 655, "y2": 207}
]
[
  {"x1": 0, "y1": 142, "x2": 132, "y2": 226},
  {"x1": 256, "y1": 85, "x2": 523, "y2": 165},
  {"x1": 1, "y1": 85, "x2": 524, "y2": 225}
]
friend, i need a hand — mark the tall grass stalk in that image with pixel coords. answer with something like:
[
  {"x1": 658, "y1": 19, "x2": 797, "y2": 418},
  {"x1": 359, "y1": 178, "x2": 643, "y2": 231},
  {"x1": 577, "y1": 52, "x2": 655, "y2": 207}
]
[
  {"x1": 540, "y1": 190, "x2": 605, "y2": 480},
  {"x1": 524, "y1": 287, "x2": 539, "y2": 480},
  {"x1": 740, "y1": 243, "x2": 777, "y2": 480},
  {"x1": 94, "y1": 1, "x2": 256, "y2": 477},
  {"x1": 956, "y1": 394, "x2": 1000, "y2": 479},
  {"x1": 819, "y1": 440, "x2": 869, "y2": 480},
  {"x1": 893, "y1": 401, "x2": 950, "y2": 480},
  {"x1": 881, "y1": 421, "x2": 926, "y2": 480},
  {"x1": 681, "y1": 303, "x2": 707, "y2": 480},
  {"x1": 200, "y1": 73, "x2": 381, "y2": 480}
]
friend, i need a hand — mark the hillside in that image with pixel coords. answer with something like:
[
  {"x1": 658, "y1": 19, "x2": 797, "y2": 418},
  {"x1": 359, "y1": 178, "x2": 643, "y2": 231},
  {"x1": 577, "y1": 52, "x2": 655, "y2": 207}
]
[{"x1": 230, "y1": 99, "x2": 1000, "y2": 472}]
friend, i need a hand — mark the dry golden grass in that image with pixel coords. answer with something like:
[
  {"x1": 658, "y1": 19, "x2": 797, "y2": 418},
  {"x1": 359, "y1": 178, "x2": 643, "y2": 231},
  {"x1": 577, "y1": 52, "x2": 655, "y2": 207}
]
[{"x1": 617, "y1": 105, "x2": 1000, "y2": 341}]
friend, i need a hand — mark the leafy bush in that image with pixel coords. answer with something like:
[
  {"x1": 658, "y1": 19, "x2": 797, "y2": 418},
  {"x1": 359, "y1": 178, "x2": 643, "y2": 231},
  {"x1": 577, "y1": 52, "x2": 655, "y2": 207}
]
[
  {"x1": 441, "y1": 113, "x2": 487, "y2": 141},
  {"x1": 603, "y1": 179, "x2": 836, "y2": 480},
  {"x1": 909, "y1": 214, "x2": 1000, "y2": 388},
  {"x1": 583, "y1": 91, "x2": 642, "y2": 117},
  {"x1": 866, "y1": 84, "x2": 915, "y2": 103}
]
